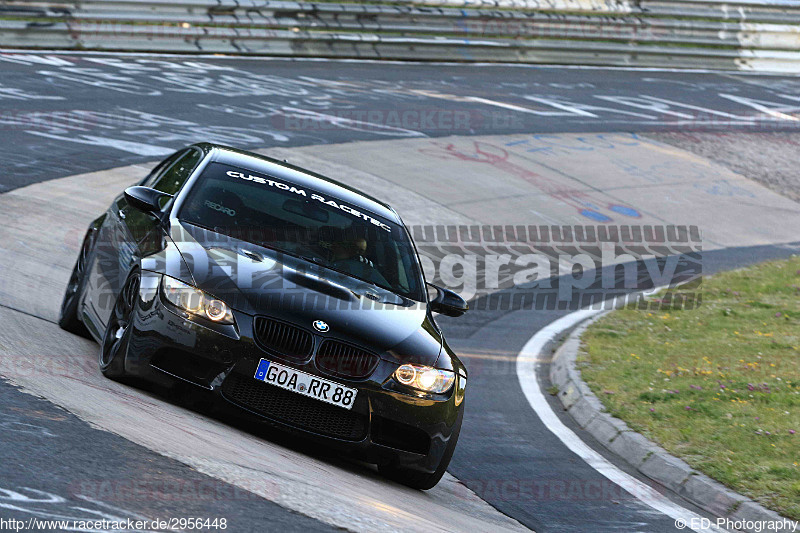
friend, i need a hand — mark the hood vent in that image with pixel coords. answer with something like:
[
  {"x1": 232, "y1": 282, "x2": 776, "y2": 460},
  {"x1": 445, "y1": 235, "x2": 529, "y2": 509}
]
[
  {"x1": 254, "y1": 317, "x2": 313, "y2": 360},
  {"x1": 316, "y1": 341, "x2": 379, "y2": 379}
]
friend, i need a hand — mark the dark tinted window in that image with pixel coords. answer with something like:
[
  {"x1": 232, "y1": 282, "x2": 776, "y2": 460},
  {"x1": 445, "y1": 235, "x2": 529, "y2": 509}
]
[
  {"x1": 141, "y1": 149, "x2": 186, "y2": 186},
  {"x1": 151, "y1": 149, "x2": 202, "y2": 196},
  {"x1": 179, "y1": 163, "x2": 424, "y2": 301}
]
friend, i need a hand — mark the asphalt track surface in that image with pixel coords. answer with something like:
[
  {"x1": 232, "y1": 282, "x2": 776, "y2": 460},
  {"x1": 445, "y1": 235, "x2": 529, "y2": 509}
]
[
  {"x1": 439, "y1": 243, "x2": 800, "y2": 533},
  {"x1": 3, "y1": 51, "x2": 800, "y2": 192},
  {"x1": 0, "y1": 379, "x2": 338, "y2": 532},
  {"x1": 2, "y1": 51, "x2": 800, "y2": 532}
]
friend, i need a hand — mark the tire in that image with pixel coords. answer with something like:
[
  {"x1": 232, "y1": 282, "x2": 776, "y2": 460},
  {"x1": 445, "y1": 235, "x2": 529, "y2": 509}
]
[
  {"x1": 58, "y1": 231, "x2": 94, "y2": 339},
  {"x1": 378, "y1": 409, "x2": 463, "y2": 490},
  {"x1": 99, "y1": 271, "x2": 140, "y2": 380}
]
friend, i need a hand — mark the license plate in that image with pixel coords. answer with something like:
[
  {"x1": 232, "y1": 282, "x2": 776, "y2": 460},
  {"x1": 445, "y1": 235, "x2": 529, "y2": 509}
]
[{"x1": 254, "y1": 359, "x2": 357, "y2": 410}]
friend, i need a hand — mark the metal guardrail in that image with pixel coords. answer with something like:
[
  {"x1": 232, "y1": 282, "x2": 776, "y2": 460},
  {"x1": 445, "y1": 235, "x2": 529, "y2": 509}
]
[{"x1": 1, "y1": 0, "x2": 800, "y2": 71}]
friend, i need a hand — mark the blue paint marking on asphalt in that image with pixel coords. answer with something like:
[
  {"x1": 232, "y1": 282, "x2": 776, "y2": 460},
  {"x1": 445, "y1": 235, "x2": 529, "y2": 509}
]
[
  {"x1": 609, "y1": 205, "x2": 642, "y2": 217},
  {"x1": 580, "y1": 209, "x2": 613, "y2": 222}
]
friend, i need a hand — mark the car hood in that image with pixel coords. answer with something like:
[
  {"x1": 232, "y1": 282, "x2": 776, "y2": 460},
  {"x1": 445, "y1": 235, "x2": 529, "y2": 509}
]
[{"x1": 165, "y1": 222, "x2": 442, "y2": 366}]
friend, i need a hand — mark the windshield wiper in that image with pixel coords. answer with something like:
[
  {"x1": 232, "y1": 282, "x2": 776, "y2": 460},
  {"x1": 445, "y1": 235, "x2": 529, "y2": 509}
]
[{"x1": 299, "y1": 255, "x2": 326, "y2": 266}]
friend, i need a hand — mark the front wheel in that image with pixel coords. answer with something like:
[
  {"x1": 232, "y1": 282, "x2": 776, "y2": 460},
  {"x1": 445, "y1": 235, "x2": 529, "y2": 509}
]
[
  {"x1": 58, "y1": 231, "x2": 93, "y2": 338},
  {"x1": 99, "y1": 271, "x2": 140, "y2": 380},
  {"x1": 378, "y1": 410, "x2": 463, "y2": 490}
]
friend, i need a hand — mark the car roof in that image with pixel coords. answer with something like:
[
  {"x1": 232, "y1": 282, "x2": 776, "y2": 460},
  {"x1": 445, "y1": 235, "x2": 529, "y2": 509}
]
[{"x1": 192, "y1": 143, "x2": 401, "y2": 224}]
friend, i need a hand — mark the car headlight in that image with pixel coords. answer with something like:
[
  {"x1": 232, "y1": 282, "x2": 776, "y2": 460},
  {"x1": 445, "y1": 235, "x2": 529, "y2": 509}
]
[
  {"x1": 393, "y1": 364, "x2": 455, "y2": 394},
  {"x1": 161, "y1": 276, "x2": 234, "y2": 325}
]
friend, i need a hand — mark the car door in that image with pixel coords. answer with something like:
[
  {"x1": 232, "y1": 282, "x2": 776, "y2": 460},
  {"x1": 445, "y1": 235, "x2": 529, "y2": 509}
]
[{"x1": 85, "y1": 148, "x2": 202, "y2": 329}]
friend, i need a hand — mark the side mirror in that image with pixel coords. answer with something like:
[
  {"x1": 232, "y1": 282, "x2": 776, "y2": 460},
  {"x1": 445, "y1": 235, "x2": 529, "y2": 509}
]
[
  {"x1": 427, "y1": 283, "x2": 469, "y2": 317},
  {"x1": 124, "y1": 186, "x2": 172, "y2": 214}
]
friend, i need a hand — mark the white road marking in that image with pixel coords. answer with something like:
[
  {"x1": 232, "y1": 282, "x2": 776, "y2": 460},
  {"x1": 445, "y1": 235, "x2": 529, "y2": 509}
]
[
  {"x1": 717, "y1": 93, "x2": 800, "y2": 122},
  {"x1": 24, "y1": 131, "x2": 173, "y2": 156},
  {"x1": 526, "y1": 207, "x2": 563, "y2": 225},
  {"x1": 277, "y1": 107, "x2": 426, "y2": 137},
  {"x1": 515, "y1": 310, "x2": 728, "y2": 533},
  {"x1": 4, "y1": 49, "x2": 800, "y2": 76},
  {"x1": 464, "y1": 96, "x2": 551, "y2": 115}
]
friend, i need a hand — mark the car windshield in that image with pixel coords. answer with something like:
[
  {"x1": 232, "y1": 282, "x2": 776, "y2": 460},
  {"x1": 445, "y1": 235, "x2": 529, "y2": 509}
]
[{"x1": 178, "y1": 162, "x2": 425, "y2": 301}]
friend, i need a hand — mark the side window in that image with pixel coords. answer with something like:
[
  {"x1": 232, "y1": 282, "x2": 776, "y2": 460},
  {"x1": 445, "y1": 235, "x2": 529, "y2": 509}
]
[
  {"x1": 140, "y1": 149, "x2": 186, "y2": 187},
  {"x1": 151, "y1": 149, "x2": 203, "y2": 196}
]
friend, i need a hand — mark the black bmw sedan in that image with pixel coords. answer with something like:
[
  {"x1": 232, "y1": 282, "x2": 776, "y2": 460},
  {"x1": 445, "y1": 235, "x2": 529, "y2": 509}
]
[{"x1": 59, "y1": 143, "x2": 469, "y2": 490}]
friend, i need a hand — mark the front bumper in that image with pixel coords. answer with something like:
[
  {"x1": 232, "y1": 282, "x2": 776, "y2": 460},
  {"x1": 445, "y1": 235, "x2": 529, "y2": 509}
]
[{"x1": 125, "y1": 271, "x2": 464, "y2": 473}]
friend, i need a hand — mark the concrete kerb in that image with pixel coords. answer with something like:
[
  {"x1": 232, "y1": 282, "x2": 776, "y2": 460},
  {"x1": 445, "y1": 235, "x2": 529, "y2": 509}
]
[{"x1": 548, "y1": 314, "x2": 795, "y2": 533}]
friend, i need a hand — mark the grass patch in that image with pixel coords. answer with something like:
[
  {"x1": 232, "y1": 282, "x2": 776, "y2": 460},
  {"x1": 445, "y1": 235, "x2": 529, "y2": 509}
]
[{"x1": 580, "y1": 256, "x2": 800, "y2": 519}]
